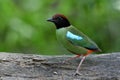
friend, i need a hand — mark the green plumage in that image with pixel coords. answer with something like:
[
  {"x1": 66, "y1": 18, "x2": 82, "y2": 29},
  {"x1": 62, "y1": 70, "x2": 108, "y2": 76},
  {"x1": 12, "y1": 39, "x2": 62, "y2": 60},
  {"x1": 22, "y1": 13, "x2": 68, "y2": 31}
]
[
  {"x1": 47, "y1": 14, "x2": 101, "y2": 75},
  {"x1": 56, "y1": 25, "x2": 100, "y2": 55}
]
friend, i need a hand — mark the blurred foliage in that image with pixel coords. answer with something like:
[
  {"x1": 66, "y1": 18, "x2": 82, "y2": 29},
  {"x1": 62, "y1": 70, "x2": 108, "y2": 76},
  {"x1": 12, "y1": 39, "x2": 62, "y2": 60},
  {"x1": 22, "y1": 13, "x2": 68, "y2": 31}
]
[{"x1": 0, "y1": 0, "x2": 120, "y2": 55}]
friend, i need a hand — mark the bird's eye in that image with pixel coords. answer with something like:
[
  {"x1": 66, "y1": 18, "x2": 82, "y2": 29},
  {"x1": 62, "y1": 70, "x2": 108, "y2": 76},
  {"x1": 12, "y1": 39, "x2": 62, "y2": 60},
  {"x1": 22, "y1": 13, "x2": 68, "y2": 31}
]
[{"x1": 57, "y1": 17, "x2": 63, "y2": 21}]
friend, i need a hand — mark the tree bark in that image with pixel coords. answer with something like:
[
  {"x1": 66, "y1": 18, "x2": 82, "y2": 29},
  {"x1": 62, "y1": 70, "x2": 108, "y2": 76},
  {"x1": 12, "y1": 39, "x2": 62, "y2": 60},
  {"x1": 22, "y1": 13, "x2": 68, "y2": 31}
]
[{"x1": 0, "y1": 52, "x2": 119, "y2": 80}]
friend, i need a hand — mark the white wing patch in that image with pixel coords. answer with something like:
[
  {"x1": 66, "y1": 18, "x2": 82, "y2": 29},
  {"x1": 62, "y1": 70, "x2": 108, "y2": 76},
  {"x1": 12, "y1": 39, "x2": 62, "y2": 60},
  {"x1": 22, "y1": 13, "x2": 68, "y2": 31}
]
[{"x1": 66, "y1": 31, "x2": 83, "y2": 40}]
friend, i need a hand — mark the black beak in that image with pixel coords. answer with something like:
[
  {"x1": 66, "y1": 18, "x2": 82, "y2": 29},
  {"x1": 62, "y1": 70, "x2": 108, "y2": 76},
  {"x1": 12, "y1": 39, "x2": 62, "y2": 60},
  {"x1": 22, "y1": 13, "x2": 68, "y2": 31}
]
[{"x1": 47, "y1": 18, "x2": 54, "y2": 22}]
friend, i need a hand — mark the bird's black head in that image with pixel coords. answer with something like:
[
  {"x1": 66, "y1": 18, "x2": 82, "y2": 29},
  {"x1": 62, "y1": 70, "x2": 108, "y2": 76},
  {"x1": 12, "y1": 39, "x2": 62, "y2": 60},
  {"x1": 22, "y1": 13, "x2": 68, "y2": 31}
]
[{"x1": 47, "y1": 14, "x2": 71, "y2": 29}]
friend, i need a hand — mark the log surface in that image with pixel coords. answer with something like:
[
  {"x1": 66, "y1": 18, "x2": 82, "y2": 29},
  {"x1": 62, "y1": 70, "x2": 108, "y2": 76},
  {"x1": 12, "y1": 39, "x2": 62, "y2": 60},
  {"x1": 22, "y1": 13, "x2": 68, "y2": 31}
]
[{"x1": 0, "y1": 52, "x2": 120, "y2": 80}]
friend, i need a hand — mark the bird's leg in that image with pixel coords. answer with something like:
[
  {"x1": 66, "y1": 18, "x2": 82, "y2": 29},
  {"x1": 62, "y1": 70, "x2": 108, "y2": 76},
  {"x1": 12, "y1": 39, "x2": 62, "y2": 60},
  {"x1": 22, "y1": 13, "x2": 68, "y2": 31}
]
[
  {"x1": 63, "y1": 54, "x2": 81, "y2": 63},
  {"x1": 74, "y1": 56, "x2": 86, "y2": 75},
  {"x1": 74, "y1": 50, "x2": 93, "y2": 76}
]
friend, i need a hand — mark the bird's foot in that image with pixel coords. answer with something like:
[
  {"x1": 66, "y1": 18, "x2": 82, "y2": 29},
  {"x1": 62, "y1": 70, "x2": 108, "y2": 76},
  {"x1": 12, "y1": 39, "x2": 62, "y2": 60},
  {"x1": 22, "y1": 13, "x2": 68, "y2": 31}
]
[{"x1": 74, "y1": 71, "x2": 82, "y2": 76}]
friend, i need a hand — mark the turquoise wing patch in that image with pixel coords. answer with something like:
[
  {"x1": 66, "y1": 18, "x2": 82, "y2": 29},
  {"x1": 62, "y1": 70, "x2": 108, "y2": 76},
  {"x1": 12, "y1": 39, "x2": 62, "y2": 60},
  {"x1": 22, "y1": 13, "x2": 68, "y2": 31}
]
[{"x1": 66, "y1": 31, "x2": 83, "y2": 40}]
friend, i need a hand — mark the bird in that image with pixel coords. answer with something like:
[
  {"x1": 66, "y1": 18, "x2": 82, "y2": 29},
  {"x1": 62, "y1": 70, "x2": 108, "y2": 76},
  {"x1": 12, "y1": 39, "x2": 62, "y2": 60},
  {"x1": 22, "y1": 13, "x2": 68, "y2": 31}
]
[{"x1": 47, "y1": 14, "x2": 101, "y2": 75}]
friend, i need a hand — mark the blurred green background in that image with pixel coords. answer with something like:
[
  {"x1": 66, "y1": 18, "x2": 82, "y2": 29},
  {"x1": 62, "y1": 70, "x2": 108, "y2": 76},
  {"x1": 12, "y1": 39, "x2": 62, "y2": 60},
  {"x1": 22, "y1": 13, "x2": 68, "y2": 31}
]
[{"x1": 0, "y1": 0, "x2": 120, "y2": 55}]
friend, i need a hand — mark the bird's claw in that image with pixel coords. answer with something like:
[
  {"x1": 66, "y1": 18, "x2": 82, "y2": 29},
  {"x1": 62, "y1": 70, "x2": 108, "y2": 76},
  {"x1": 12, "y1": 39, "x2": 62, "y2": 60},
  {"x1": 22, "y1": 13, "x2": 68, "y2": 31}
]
[{"x1": 74, "y1": 71, "x2": 82, "y2": 76}]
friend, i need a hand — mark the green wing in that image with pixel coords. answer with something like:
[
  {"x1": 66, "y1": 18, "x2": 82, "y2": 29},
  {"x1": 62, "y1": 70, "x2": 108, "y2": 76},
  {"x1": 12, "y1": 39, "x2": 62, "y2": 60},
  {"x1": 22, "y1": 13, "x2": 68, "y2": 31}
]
[{"x1": 66, "y1": 26, "x2": 100, "y2": 51}]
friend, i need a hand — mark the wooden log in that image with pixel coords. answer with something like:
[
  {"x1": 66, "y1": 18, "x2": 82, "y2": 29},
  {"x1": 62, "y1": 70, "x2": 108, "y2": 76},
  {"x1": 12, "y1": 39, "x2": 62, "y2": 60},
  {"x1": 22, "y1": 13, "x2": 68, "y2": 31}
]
[{"x1": 0, "y1": 52, "x2": 119, "y2": 80}]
